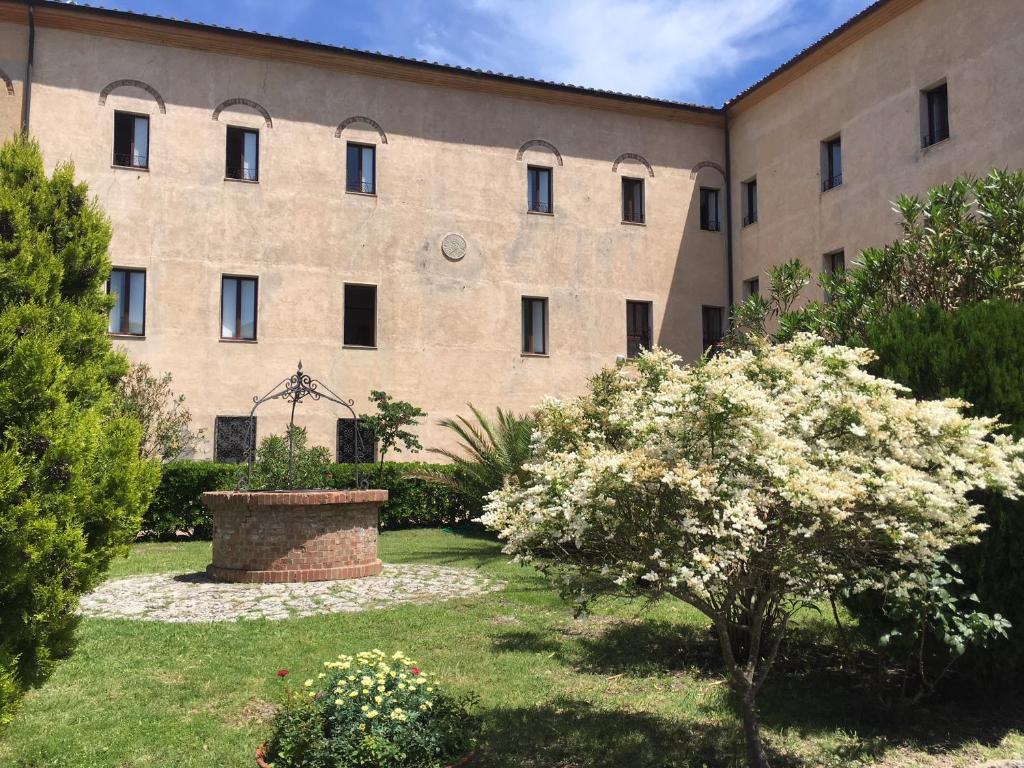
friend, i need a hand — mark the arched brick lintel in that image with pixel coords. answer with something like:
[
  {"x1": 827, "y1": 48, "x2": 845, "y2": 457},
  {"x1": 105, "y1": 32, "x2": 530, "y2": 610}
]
[
  {"x1": 690, "y1": 160, "x2": 726, "y2": 180},
  {"x1": 98, "y1": 79, "x2": 166, "y2": 113},
  {"x1": 334, "y1": 116, "x2": 388, "y2": 144},
  {"x1": 612, "y1": 152, "x2": 654, "y2": 177},
  {"x1": 516, "y1": 139, "x2": 563, "y2": 166},
  {"x1": 0, "y1": 69, "x2": 13, "y2": 97},
  {"x1": 212, "y1": 97, "x2": 273, "y2": 128}
]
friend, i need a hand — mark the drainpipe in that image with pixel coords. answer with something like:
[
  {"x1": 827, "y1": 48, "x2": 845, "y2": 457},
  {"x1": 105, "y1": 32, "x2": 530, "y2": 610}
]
[
  {"x1": 723, "y1": 108, "x2": 735, "y2": 321},
  {"x1": 20, "y1": 1, "x2": 35, "y2": 136}
]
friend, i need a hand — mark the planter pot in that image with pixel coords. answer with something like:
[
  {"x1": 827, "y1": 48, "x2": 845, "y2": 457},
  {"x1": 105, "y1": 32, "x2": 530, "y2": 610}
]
[{"x1": 256, "y1": 743, "x2": 474, "y2": 767}]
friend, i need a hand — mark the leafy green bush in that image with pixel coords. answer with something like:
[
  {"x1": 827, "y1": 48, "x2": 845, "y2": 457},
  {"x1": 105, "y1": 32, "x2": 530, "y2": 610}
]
[
  {"x1": 0, "y1": 136, "x2": 159, "y2": 725},
  {"x1": 858, "y1": 300, "x2": 1024, "y2": 691},
  {"x1": 145, "y1": 461, "x2": 467, "y2": 538},
  {"x1": 263, "y1": 650, "x2": 479, "y2": 768},
  {"x1": 250, "y1": 425, "x2": 333, "y2": 491}
]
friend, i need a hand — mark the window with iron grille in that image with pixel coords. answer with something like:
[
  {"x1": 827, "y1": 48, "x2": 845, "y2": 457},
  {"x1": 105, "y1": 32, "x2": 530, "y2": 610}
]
[
  {"x1": 343, "y1": 284, "x2": 377, "y2": 347},
  {"x1": 742, "y1": 179, "x2": 758, "y2": 226},
  {"x1": 527, "y1": 166, "x2": 553, "y2": 213},
  {"x1": 922, "y1": 82, "x2": 949, "y2": 147},
  {"x1": 522, "y1": 297, "x2": 548, "y2": 355},
  {"x1": 113, "y1": 111, "x2": 149, "y2": 169},
  {"x1": 699, "y1": 187, "x2": 720, "y2": 231},
  {"x1": 622, "y1": 177, "x2": 645, "y2": 223},
  {"x1": 337, "y1": 418, "x2": 376, "y2": 463},
  {"x1": 626, "y1": 301, "x2": 652, "y2": 358},
  {"x1": 221, "y1": 275, "x2": 258, "y2": 340},
  {"x1": 702, "y1": 305, "x2": 724, "y2": 355},
  {"x1": 214, "y1": 416, "x2": 256, "y2": 463},
  {"x1": 225, "y1": 126, "x2": 259, "y2": 181},
  {"x1": 821, "y1": 136, "x2": 842, "y2": 191},
  {"x1": 346, "y1": 143, "x2": 376, "y2": 194},
  {"x1": 107, "y1": 267, "x2": 146, "y2": 336}
]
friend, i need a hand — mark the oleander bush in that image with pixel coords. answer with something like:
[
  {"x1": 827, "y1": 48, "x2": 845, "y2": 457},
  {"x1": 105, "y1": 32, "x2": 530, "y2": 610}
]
[
  {"x1": 143, "y1": 461, "x2": 468, "y2": 539},
  {"x1": 262, "y1": 651, "x2": 479, "y2": 768}
]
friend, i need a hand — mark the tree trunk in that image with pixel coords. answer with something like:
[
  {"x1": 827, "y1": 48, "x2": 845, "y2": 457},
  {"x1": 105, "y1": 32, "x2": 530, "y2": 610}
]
[{"x1": 740, "y1": 696, "x2": 770, "y2": 768}]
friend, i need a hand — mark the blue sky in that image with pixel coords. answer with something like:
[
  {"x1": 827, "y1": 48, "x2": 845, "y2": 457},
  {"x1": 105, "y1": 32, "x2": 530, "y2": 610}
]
[{"x1": 90, "y1": 0, "x2": 876, "y2": 106}]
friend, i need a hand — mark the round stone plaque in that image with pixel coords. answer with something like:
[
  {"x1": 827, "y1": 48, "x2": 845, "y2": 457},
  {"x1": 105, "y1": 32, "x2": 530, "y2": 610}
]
[{"x1": 441, "y1": 233, "x2": 467, "y2": 261}]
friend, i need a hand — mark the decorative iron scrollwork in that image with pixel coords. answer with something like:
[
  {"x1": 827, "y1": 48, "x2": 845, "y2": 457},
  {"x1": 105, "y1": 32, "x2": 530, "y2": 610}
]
[
  {"x1": 214, "y1": 416, "x2": 256, "y2": 464},
  {"x1": 337, "y1": 419, "x2": 376, "y2": 464}
]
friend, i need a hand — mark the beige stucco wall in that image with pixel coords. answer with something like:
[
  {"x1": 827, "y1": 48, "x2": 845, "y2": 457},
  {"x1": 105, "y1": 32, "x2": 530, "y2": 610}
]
[
  {"x1": 727, "y1": 0, "x2": 1024, "y2": 304},
  {"x1": 18, "y1": 23, "x2": 727, "y2": 459},
  {"x1": 0, "y1": 21, "x2": 26, "y2": 140}
]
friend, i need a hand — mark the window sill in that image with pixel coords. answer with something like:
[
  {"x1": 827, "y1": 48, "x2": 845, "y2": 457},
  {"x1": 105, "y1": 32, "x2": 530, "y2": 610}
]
[
  {"x1": 742, "y1": 221, "x2": 758, "y2": 228},
  {"x1": 345, "y1": 190, "x2": 377, "y2": 198},
  {"x1": 224, "y1": 177, "x2": 260, "y2": 184},
  {"x1": 108, "y1": 332, "x2": 146, "y2": 339},
  {"x1": 521, "y1": 352, "x2": 550, "y2": 358},
  {"x1": 111, "y1": 164, "x2": 149, "y2": 172},
  {"x1": 699, "y1": 227, "x2": 722, "y2": 233},
  {"x1": 343, "y1": 344, "x2": 378, "y2": 350},
  {"x1": 821, "y1": 184, "x2": 843, "y2": 194},
  {"x1": 922, "y1": 136, "x2": 951, "y2": 151},
  {"x1": 220, "y1": 337, "x2": 258, "y2": 343},
  {"x1": 621, "y1": 220, "x2": 647, "y2": 227},
  {"x1": 527, "y1": 210, "x2": 554, "y2": 217}
]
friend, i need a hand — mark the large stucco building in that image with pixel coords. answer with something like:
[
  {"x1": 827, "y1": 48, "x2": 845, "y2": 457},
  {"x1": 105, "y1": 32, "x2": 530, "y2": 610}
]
[{"x1": 0, "y1": 0, "x2": 1021, "y2": 461}]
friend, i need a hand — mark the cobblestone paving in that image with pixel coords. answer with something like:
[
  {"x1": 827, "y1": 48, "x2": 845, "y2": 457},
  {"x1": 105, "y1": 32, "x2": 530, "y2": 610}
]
[{"x1": 80, "y1": 564, "x2": 505, "y2": 623}]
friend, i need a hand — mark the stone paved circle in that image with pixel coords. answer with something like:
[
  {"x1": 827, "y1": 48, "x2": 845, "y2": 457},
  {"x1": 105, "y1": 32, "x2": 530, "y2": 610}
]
[{"x1": 80, "y1": 564, "x2": 505, "y2": 623}]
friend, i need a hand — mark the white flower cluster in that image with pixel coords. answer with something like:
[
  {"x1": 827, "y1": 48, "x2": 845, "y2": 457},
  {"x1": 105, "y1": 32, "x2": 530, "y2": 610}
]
[{"x1": 481, "y1": 335, "x2": 1024, "y2": 606}]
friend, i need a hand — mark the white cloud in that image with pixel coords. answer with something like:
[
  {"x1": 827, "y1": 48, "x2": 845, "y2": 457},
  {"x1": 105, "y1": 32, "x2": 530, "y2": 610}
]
[{"x1": 413, "y1": 0, "x2": 871, "y2": 103}]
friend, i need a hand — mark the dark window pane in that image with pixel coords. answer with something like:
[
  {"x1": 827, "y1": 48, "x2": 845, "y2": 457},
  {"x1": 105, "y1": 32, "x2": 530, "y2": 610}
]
[
  {"x1": 823, "y1": 138, "x2": 842, "y2": 190},
  {"x1": 107, "y1": 267, "x2": 145, "y2": 335},
  {"x1": 622, "y1": 178, "x2": 645, "y2": 223},
  {"x1": 626, "y1": 301, "x2": 652, "y2": 358},
  {"x1": 344, "y1": 284, "x2": 377, "y2": 347},
  {"x1": 744, "y1": 278, "x2": 759, "y2": 298},
  {"x1": 527, "y1": 167, "x2": 552, "y2": 213},
  {"x1": 702, "y1": 305, "x2": 724, "y2": 355},
  {"x1": 926, "y1": 84, "x2": 949, "y2": 146},
  {"x1": 226, "y1": 126, "x2": 258, "y2": 181},
  {"x1": 700, "y1": 188, "x2": 720, "y2": 231},
  {"x1": 214, "y1": 416, "x2": 256, "y2": 463},
  {"x1": 221, "y1": 276, "x2": 257, "y2": 340},
  {"x1": 337, "y1": 418, "x2": 376, "y2": 463},
  {"x1": 743, "y1": 180, "x2": 758, "y2": 225},
  {"x1": 113, "y1": 112, "x2": 148, "y2": 169},
  {"x1": 522, "y1": 297, "x2": 547, "y2": 354},
  {"x1": 346, "y1": 144, "x2": 375, "y2": 194}
]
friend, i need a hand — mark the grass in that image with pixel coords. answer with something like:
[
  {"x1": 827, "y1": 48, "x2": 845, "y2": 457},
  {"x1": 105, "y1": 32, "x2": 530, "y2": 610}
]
[{"x1": 1, "y1": 528, "x2": 1022, "y2": 767}]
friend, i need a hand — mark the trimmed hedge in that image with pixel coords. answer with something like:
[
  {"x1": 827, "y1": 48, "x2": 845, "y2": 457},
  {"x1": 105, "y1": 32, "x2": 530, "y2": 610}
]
[{"x1": 143, "y1": 461, "x2": 467, "y2": 540}]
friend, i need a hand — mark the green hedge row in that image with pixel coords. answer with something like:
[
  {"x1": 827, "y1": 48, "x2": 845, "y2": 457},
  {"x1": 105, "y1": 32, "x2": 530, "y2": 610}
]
[{"x1": 143, "y1": 461, "x2": 468, "y2": 540}]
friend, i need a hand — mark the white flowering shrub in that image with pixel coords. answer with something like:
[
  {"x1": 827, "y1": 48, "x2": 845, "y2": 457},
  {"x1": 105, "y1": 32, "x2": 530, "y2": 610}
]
[{"x1": 482, "y1": 335, "x2": 1024, "y2": 768}]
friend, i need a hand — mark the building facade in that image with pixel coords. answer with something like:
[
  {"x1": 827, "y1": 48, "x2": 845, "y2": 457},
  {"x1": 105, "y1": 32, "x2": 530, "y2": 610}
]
[{"x1": 0, "y1": 0, "x2": 1021, "y2": 460}]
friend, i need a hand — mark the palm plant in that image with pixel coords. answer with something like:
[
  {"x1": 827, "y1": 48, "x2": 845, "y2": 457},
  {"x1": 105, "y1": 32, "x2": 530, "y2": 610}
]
[{"x1": 415, "y1": 405, "x2": 535, "y2": 517}]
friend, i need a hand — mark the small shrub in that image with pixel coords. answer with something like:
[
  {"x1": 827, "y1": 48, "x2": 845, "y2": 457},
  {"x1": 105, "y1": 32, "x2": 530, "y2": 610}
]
[
  {"x1": 144, "y1": 460, "x2": 238, "y2": 539},
  {"x1": 263, "y1": 650, "x2": 479, "y2": 768},
  {"x1": 329, "y1": 463, "x2": 468, "y2": 529},
  {"x1": 115, "y1": 361, "x2": 203, "y2": 461},
  {"x1": 250, "y1": 425, "x2": 332, "y2": 490}
]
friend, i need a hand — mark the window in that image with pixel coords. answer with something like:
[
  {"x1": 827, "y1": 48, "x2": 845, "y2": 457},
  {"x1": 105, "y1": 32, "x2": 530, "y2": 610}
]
[
  {"x1": 702, "y1": 305, "x2": 724, "y2": 354},
  {"x1": 622, "y1": 178, "x2": 645, "y2": 224},
  {"x1": 346, "y1": 143, "x2": 376, "y2": 194},
  {"x1": 113, "y1": 112, "x2": 149, "y2": 169},
  {"x1": 221, "y1": 276, "x2": 258, "y2": 340},
  {"x1": 626, "y1": 300, "x2": 652, "y2": 358},
  {"x1": 699, "y1": 187, "x2": 720, "y2": 231},
  {"x1": 527, "y1": 166, "x2": 553, "y2": 214},
  {"x1": 922, "y1": 82, "x2": 949, "y2": 147},
  {"x1": 742, "y1": 179, "x2": 758, "y2": 226},
  {"x1": 107, "y1": 267, "x2": 146, "y2": 335},
  {"x1": 343, "y1": 284, "x2": 377, "y2": 347},
  {"x1": 743, "y1": 277, "x2": 760, "y2": 299},
  {"x1": 337, "y1": 418, "x2": 376, "y2": 463},
  {"x1": 214, "y1": 416, "x2": 256, "y2": 463},
  {"x1": 822, "y1": 136, "x2": 842, "y2": 191},
  {"x1": 823, "y1": 249, "x2": 845, "y2": 303},
  {"x1": 522, "y1": 297, "x2": 548, "y2": 355},
  {"x1": 225, "y1": 126, "x2": 259, "y2": 181}
]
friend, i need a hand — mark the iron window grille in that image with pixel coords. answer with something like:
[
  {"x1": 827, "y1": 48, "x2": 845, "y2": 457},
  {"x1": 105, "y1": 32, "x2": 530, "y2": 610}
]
[
  {"x1": 622, "y1": 177, "x2": 645, "y2": 223},
  {"x1": 225, "y1": 126, "x2": 259, "y2": 182},
  {"x1": 107, "y1": 267, "x2": 146, "y2": 335},
  {"x1": 626, "y1": 301, "x2": 653, "y2": 358},
  {"x1": 527, "y1": 166, "x2": 553, "y2": 213},
  {"x1": 112, "y1": 111, "x2": 149, "y2": 169},
  {"x1": 221, "y1": 275, "x2": 258, "y2": 340},
  {"x1": 346, "y1": 143, "x2": 376, "y2": 194},
  {"x1": 337, "y1": 418, "x2": 376, "y2": 464},
  {"x1": 214, "y1": 415, "x2": 256, "y2": 463},
  {"x1": 699, "y1": 187, "x2": 721, "y2": 231}
]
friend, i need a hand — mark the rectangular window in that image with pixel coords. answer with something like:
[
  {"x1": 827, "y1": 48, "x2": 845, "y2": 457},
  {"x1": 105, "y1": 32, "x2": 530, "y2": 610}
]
[
  {"x1": 107, "y1": 267, "x2": 146, "y2": 335},
  {"x1": 626, "y1": 300, "x2": 653, "y2": 358},
  {"x1": 527, "y1": 166, "x2": 553, "y2": 214},
  {"x1": 923, "y1": 83, "x2": 950, "y2": 147},
  {"x1": 822, "y1": 137, "x2": 842, "y2": 191},
  {"x1": 699, "y1": 187, "x2": 720, "y2": 231},
  {"x1": 343, "y1": 283, "x2": 377, "y2": 347},
  {"x1": 214, "y1": 416, "x2": 256, "y2": 464},
  {"x1": 225, "y1": 126, "x2": 259, "y2": 182},
  {"x1": 743, "y1": 277, "x2": 760, "y2": 299},
  {"x1": 221, "y1": 275, "x2": 258, "y2": 340},
  {"x1": 113, "y1": 112, "x2": 149, "y2": 169},
  {"x1": 742, "y1": 179, "x2": 758, "y2": 226},
  {"x1": 337, "y1": 418, "x2": 377, "y2": 464},
  {"x1": 346, "y1": 143, "x2": 376, "y2": 194},
  {"x1": 522, "y1": 297, "x2": 548, "y2": 355},
  {"x1": 702, "y1": 305, "x2": 724, "y2": 355},
  {"x1": 823, "y1": 249, "x2": 846, "y2": 303},
  {"x1": 622, "y1": 178, "x2": 645, "y2": 224}
]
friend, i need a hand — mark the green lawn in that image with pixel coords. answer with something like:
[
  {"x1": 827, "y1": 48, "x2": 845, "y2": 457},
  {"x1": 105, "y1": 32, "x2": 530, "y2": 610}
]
[{"x1": 1, "y1": 529, "x2": 1021, "y2": 767}]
